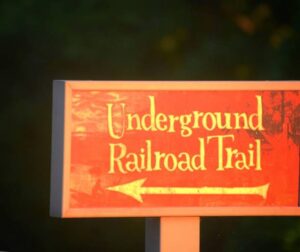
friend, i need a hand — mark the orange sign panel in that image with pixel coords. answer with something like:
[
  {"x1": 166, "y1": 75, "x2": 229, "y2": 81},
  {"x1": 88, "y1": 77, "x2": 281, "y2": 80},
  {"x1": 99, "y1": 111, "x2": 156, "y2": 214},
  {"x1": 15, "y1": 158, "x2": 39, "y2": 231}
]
[{"x1": 50, "y1": 81, "x2": 300, "y2": 217}]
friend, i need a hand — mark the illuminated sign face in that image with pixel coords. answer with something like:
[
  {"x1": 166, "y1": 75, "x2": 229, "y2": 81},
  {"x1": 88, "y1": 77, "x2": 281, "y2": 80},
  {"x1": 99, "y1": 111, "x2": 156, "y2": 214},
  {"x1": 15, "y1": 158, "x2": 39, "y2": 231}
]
[{"x1": 50, "y1": 81, "x2": 300, "y2": 217}]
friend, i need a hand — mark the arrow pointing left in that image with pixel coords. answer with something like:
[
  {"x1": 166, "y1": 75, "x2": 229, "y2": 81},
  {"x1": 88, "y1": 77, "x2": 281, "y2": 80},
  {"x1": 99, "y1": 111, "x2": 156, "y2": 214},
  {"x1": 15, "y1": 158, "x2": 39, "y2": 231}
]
[{"x1": 107, "y1": 178, "x2": 270, "y2": 203}]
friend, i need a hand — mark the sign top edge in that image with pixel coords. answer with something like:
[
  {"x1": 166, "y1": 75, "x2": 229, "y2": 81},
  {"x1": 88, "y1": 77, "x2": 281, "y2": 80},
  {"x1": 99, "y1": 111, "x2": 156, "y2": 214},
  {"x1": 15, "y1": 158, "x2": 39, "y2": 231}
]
[{"x1": 55, "y1": 80, "x2": 300, "y2": 90}]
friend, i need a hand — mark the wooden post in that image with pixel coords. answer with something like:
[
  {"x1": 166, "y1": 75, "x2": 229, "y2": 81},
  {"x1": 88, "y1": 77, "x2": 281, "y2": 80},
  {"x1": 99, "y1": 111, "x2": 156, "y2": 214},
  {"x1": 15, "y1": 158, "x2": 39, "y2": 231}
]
[{"x1": 146, "y1": 217, "x2": 200, "y2": 252}]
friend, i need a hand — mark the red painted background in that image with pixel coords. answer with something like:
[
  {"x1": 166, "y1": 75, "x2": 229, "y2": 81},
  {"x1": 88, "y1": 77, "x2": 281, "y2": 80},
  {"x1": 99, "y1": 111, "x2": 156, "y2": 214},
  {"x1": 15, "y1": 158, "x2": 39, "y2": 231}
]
[{"x1": 69, "y1": 90, "x2": 300, "y2": 208}]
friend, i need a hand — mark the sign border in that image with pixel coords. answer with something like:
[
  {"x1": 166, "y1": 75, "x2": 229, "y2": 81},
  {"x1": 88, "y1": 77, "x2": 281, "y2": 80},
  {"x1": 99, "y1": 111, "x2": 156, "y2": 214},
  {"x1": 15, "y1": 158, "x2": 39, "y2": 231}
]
[{"x1": 50, "y1": 80, "x2": 300, "y2": 217}]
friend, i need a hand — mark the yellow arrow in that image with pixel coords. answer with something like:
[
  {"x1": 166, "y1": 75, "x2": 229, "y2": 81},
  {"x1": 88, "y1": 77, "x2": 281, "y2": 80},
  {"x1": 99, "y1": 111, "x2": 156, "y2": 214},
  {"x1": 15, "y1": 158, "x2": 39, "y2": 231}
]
[{"x1": 107, "y1": 178, "x2": 270, "y2": 203}]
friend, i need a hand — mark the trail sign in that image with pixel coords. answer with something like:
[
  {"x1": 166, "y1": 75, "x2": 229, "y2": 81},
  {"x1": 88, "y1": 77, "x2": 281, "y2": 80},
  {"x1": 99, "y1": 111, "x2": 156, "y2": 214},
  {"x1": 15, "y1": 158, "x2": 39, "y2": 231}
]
[{"x1": 50, "y1": 81, "x2": 300, "y2": 217}]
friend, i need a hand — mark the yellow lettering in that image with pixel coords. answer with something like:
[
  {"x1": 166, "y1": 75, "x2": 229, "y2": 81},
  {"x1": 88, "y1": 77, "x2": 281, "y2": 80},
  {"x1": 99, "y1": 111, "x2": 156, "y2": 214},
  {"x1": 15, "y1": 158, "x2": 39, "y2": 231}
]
[
  {"x1": 249, "y1": 95, "x2": 265, "y2": 130},
  {"x1": 207, "y1": 134, "x2": 235, "y2": 171},
  {"x1": 202, "y1": 112, "x2": 217, "y2": 131},
  {"x1": 109, "y1": 143, "x2": 127, "y2": 174},
  {"x1": 156, "y1": 113, "x2": 168, "y2": 131},
  {"x1": 107, "y1": 103, "x2": 125, "y2": 139}
]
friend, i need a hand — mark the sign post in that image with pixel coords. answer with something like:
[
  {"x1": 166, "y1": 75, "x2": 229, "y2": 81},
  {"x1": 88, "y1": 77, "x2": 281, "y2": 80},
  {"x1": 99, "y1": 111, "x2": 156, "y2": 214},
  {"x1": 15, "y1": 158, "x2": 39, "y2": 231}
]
[
  {"x1": 51, "y1": 81, "x2": 300, "y2": 251},
  {"x1": 145, "y1": 217, "x2": 200, "y2": 252}
]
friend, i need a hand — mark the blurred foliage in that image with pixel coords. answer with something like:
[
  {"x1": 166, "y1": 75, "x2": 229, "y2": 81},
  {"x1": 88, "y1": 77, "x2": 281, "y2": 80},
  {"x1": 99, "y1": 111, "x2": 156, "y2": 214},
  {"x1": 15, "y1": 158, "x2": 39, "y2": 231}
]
[{"x1": 1, "y1": 0, "x2": 300, "y2": 251}]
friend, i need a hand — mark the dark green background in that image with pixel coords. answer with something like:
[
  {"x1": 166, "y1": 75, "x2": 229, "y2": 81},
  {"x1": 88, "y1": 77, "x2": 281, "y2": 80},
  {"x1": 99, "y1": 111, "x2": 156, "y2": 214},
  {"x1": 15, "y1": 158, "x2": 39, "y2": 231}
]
[{"x1": 2, "y1": 0, "x2": 300, "y2": 251}]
